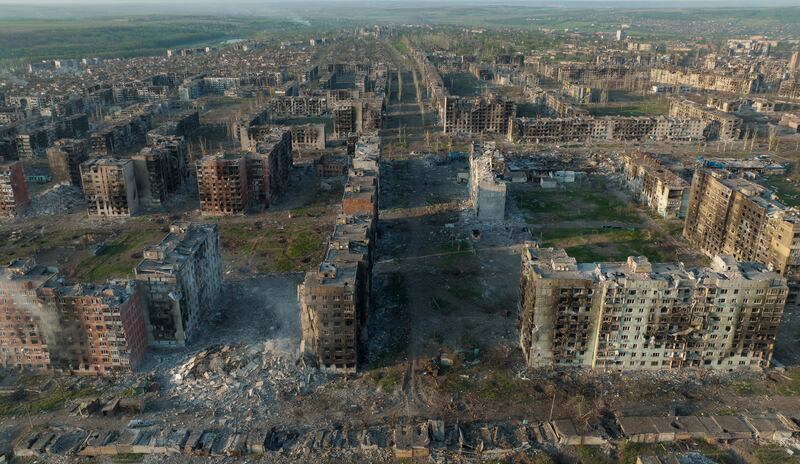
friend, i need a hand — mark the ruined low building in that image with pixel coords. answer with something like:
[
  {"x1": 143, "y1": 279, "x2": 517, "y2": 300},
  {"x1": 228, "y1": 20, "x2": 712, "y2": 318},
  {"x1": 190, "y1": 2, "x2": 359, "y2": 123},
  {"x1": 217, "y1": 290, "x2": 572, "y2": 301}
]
[
  {"x1": 315, "y1": 153, "x2": 349, "y2": 177},
  {"x1": 0, "y1": 160, "x2": 29, "y2": 218},
  {"x1": 621, "y1": 152, "x2": 689, "y2": 219},
  {"x1": 47, "y1": 139, "x2": 89, "y2": 188},
  {"x1": 469, "y1": 142, "x2": 506, "y2": 221},
  {"x1": 80, "y1": 158, "x2": 139, "y2": 217},
  {"x1": 134, "y1": 222, "x2": 222, "y2": 348},
  {"x1": 519, "y1": 247, "x2": 787, "y2": 370}
]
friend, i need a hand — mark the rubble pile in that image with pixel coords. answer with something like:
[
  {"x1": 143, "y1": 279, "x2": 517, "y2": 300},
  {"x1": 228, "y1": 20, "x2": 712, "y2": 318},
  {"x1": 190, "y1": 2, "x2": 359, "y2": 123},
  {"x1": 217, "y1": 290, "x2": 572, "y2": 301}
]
[
  {"x1": 169, "y1": 339, "x2": 325, "y2": 414},
  {"x1": 24, "y1": 183, "x2": 84, "y2": 217}
]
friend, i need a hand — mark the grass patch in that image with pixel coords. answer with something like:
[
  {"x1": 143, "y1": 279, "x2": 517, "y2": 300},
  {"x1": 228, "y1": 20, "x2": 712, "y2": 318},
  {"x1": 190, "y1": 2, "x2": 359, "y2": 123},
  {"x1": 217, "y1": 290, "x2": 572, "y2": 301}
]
[
  {"x1": 539, "y1": 228, "x2": 673, "y2": 263},
  {"x1": 587, "y1": 98, "x2": 670, "y2": 117},
  {"x1": 764, "y1": 176, "x2": 800, "y2": 207},
  {"x1": 512, "y1": 178, "x2": 640, "y2": 223},
  {"x1": 218, "y1": 219, "x2": 327, "y2": 273},
  {"x1": 73, "y1": 223, "x2": 165, "y2": 282},
  {"x1": 442, "y1": 72, "x2": 485, "y2": 97},
  {"x1": 0, "y1": 384, "x2": 96, "y2": 416},
  {"x1": 755, "y1": 444, "x2": 795, "y2": 464}
]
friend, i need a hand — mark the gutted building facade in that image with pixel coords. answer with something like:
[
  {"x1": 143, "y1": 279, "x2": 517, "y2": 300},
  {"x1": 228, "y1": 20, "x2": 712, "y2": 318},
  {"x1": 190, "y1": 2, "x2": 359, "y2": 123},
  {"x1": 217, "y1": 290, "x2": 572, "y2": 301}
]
[
  {"x1": 298, "y1": 135, "x2": 380, "y2": 374},
  {"x1": 47, "y1": 139, "x2": 89, "y2": 188},
  {"x1": 134, "y1": 222, "x2": 222, "y2": 347},
  {"x1": 0, "y1": 258, "x2": 147, "y2": 374},
  {"x1": 0, "y1": 161, "x2": 29, "y2": 218},
  {"x1": 80, "y1": 158, "x2": 139, "y2": 217},
  {"x1": 683, "y1": 167, "x2": 800, "y2": 304},
  {"x1": 469, "y1": 142, "x2": 507, "y2": 221},
  {"x1": 519, "y1": 247, "x2": 787, "y2": 371},
  {"x1": 622, "y1": 152, "x2": 689, "y2": 219}
]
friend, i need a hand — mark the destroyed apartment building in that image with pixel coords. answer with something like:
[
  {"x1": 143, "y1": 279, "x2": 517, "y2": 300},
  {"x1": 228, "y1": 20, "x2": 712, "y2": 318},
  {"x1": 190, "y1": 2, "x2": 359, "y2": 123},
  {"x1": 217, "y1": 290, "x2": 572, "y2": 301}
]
[
  {"x1": 80, "y1": 158, "x2": 140, "y2": 217},
  {"x1": 650, "y1": 68, "x2": 763, "y2": 95},
  {"x1": 441, "y1": 94, "x2": 516, "y2": 135},
  {"x1": 298, "y1": 135, "x2": 380, "y2": 374},
  {"x1": 134, "y1": 222, "x2": 222, "y2": 348},
  {"x1": 519, "y1": 246, "x2": 787, "y2": 370},
  {"x1": 197, "y1": 128, "x2": 292, "y2": 215},
  {"x1": 668, "y1": 98, "x2": 742, "y2": 141},
  {"x1": 508, "y1": 115, "x2": 709, "y2": 144},
  {"x1": 621, "y1": 152, "x2": 689, "y2": 219},
  {"x1": 469, "y1": 142, "x2": 507, "y2": 221},
  {"x1": 47, "y1": 139, "x2": 89, "y2": 188},
  {"x1": 683, "y1": 166, "x2": 800, "y2": 304},
  {"x1": 0, "y1": 258, "x2": 147, "y2": 374},
  {"x1": 0, "y1": 160, "x2": 30, "y2": 218}
]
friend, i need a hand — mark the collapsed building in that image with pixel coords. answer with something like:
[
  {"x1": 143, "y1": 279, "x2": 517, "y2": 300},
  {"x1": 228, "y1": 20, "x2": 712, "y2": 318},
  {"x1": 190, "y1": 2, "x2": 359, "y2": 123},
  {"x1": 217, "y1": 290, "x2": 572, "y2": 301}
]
[
  {"x1": 298, "y1": 135, "x2": 380, "y2": 374},
  {"x1": 0, "y1": 160, "x2": 30, "y2": 218},
  {"x1": 47, "y1": 139, "x2": 89, "y2": 188},
  {"x1": 519, "y1": 246, "x2": 787, "y2": 370},
  {"x1": 509, "y1": 116, "x2": 708, "y2": 144},
  {"x1": 131, "y1": 146, "x2": 186, "y2": 206},
  {"x1": 134, "y1": 222, "x2": 222, "y2": 348},
  {"x1": 683, "y1": 166, "x2": 800, "y2": 304},
  {"x1": 80, "y1": 158, "x2": 140, "y2": 217},
  {"x1": 0, "y1": 258, "x2": 147, "y2": 374},
  {"x1": 668, "y1": 98, "x2": 742, "y2": 141},
  {"x1": 469, "y1": 142, "x2": 507, "y2": 221},
  {"x1": 621, "y1": 152, "x2": 689, "y2": 219}
]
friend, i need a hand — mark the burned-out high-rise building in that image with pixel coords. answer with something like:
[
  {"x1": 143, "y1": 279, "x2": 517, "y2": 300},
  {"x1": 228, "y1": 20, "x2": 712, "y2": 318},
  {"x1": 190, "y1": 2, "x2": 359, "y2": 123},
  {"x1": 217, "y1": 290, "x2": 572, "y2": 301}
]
[
  {"x1": 47, "y1": 139, "x2": 89, "y2": 188},
  {"x1": 519, "y1": 246, "x2": 787, "y2": 371},
  {"x1": 80, "y1": 158, "x2": 140, "y2": 217},
  {"x1": 134, "y1": 222, "x2": 222, "y2": 347},
  {"x1": 683, "y1": 166, "x2": 800, "y2": 304},
  {"x1": 298, "y1": 135, "x2": 380, "y2": 374},
  {"x1": 0, "y1": 161, "x2": 29, "y2": 218}
]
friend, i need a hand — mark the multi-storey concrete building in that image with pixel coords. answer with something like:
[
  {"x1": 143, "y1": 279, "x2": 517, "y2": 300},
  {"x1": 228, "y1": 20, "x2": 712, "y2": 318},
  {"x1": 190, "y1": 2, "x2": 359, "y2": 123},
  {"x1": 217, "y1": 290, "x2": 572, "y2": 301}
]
[
  {"x1": 683, "y1": 167, "x2": 800, "y2": 303},
  {"x1": 47, "y1": 139, "x2": 89, "y2": 188},
  {"x1": 0, "y1": 259, "x2": 59, "y2": 370},
  {"x1": 441, "y1": 94, "x2": 516, "y2": 135},
  {"x1": 621, "y1": 152, "x2": 689, "y2": 219},
  {"x1": 196, "y1": 153, "x2": 250, "y2": 215},
  {"x1": 289, "y1": 124, "x2": 326, "y2": 151},
  {"x1": 298, "y1": 135, "x2": 380, "y2": 374},
  {"x1": 134, "y1": 222, "x2": 222, "y2": 348},
  {"x1": 509, "y1": 116, "x2": 707, "y2": 144},
  {"x1": 519, "y1": 247, "x2": 787, "y2": 371},
  {"x1": 469, "y1": 142, "x2": 507, "y2": 221},
  {"x1": 0, "y1": 258, "x2": 147, "y2": 374},
  {"x1": 251, "y1": 128, "x2": 293, "y2": 207},
  {"x1": 55, "y1": 282, "x2": 147, "y2": 375},
  {"x1": 80, "y1": 158, "x2": 140, "y2": 217},
  {"x1": 668, "y1": 98, "x2": 742, "y2": 141},
  {"x1": 650, "y1": 68, "x2": 762, "y2": 95},
  {"x1": 0, "y1": 161, "x2": 29, "y2": 218},
  {"x1": 131, "y1": 146, "x2": 184, "y2": 206}
]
